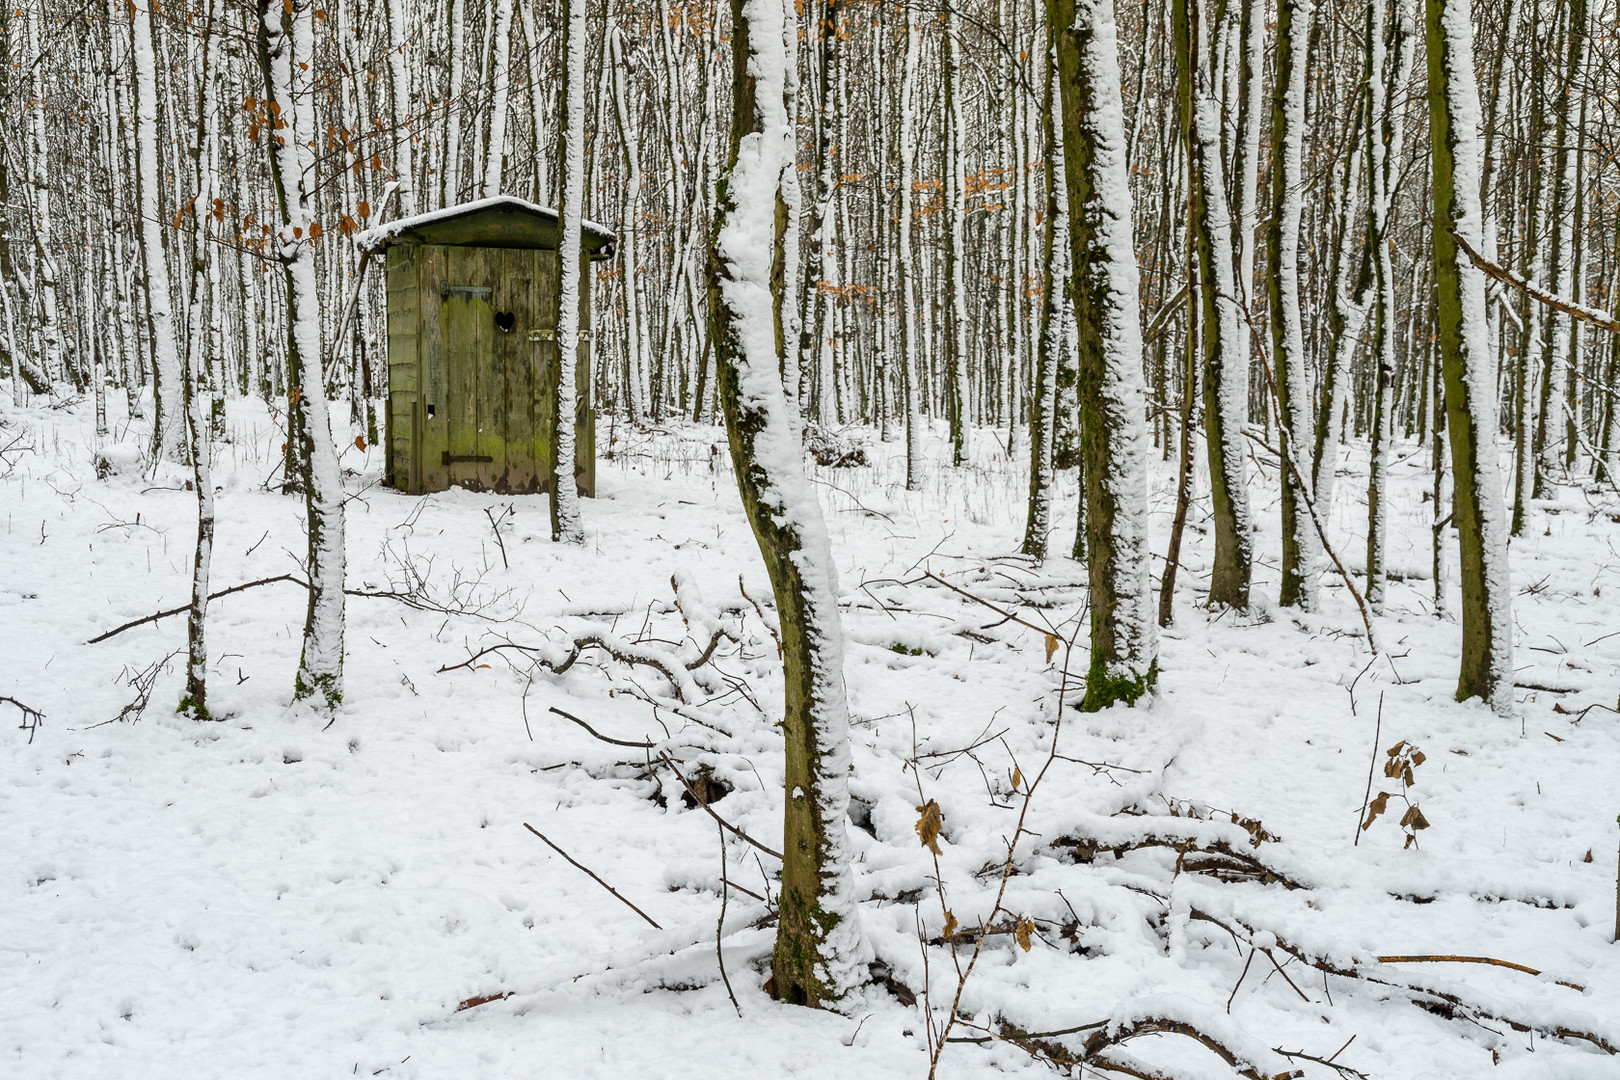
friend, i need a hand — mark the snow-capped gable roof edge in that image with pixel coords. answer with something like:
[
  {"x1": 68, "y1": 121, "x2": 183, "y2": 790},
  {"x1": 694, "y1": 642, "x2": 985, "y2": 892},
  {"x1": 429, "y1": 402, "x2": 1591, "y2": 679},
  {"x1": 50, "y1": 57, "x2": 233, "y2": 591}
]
[{"x1": 355, "y1": 195, "x2": 616, "y2": 257}]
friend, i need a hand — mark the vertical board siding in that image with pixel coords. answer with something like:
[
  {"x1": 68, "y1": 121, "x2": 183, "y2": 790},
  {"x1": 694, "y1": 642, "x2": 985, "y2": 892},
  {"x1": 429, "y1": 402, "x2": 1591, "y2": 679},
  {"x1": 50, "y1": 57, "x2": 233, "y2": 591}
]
[
  {"x1": 417, "y1": 244, "x2": 450, "y2": 492},
  {"x1": 381, "y1": 236, "x2": 594, "y2": 498}
]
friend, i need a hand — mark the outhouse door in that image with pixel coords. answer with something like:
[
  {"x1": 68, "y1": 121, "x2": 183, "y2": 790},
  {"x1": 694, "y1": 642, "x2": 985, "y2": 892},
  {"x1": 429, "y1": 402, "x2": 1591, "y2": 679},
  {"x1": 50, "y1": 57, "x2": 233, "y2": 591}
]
[
  {"x1": 406, "y1": 245, "x2": 593, "y2": 496},
  {"x1": 415, "y1": 246, "x2": 539, "y2": 492}
]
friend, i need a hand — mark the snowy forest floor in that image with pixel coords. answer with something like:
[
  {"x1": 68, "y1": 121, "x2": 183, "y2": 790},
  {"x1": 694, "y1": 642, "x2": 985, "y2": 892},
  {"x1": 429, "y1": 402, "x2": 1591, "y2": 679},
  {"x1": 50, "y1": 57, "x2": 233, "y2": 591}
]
[{"x1": 3, "y1": 393, "x2": 1620, "y2": 1080}]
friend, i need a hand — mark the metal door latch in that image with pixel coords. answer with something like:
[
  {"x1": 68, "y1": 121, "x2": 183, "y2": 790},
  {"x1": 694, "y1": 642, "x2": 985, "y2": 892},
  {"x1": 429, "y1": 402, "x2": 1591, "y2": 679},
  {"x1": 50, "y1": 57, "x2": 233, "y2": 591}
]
[{"x1": 440, "y1": 284, "x2": 492, "y2": 301}]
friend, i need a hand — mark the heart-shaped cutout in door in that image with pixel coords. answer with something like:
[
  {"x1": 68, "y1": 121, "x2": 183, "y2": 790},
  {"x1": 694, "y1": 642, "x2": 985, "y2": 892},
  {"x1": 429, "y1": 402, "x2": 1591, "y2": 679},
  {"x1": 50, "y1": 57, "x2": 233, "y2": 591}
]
[{"x1": 494, "y1": 311, "x2": 516, "y2": 333}]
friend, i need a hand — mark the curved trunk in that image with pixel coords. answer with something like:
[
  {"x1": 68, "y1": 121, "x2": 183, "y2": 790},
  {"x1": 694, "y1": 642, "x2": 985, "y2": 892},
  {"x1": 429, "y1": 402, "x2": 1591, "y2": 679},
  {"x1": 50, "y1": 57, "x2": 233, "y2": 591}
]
[{"x1": 707, "y1": 0, "x2": 868, "y2": 1006}]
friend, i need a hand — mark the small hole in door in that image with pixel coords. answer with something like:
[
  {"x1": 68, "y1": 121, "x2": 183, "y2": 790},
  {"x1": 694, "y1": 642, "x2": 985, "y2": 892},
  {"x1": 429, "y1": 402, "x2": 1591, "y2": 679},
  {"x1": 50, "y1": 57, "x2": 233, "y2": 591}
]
[
  {"x1": 494, "y1": 311, "x2": 516, "y2": 333},
  {"x1": 427, "y1": 404, "x2": 436, "y2": 419}
]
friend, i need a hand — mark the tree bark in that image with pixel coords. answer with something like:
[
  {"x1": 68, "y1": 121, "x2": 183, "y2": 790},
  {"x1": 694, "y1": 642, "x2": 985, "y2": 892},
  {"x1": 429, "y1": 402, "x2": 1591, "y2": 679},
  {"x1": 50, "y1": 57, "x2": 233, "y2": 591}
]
[
  {"x1": 707, "y1": 0, "x2": 868, "y2": 1007},
  {"x1": 1424, "y1": 0, "x2": 1513, "y2": 714},
  {"x1": 256, "y1": 0, "x2": 347, "y2": 713},
  {"x1": 1048, "y1": 0, "x2": 1159, "y2": 708}
]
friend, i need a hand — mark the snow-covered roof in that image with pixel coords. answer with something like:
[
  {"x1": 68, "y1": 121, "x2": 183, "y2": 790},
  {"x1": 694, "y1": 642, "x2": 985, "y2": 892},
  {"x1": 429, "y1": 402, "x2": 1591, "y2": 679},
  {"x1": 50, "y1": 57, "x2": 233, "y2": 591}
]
[{"x1": 355, "y1": 195, "x2": 617, "y2": 256}]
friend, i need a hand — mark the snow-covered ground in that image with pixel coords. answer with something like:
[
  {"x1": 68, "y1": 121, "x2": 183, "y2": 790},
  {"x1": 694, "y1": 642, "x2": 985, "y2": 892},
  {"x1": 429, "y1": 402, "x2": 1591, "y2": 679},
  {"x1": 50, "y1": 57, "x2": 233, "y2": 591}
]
[{"x1": 3, "y1": 393, "x2": 1618, "y2": 1079}]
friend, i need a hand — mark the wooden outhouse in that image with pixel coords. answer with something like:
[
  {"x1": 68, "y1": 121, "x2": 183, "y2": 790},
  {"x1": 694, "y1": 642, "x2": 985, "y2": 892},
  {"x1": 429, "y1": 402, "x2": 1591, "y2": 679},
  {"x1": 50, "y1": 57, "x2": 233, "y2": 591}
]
[{"x1": 361, "y1": 196, "x2": 616, "y2": 496}]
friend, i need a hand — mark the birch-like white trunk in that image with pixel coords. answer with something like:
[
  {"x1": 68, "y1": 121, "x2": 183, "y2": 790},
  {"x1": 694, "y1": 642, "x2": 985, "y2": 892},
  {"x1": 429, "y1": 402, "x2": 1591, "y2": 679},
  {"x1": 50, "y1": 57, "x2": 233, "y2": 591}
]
[
  {"x1": 257, "y1": 0, "x2": 347, "y2": 713},
  {"x1": 180, "y1": 0, "x2": 220, "y2": 720},
  {"x1": 385, "y1": 0, "x2": 416, "y2": 215},
  {"x1": 482, "y1": 0, "x2": 514, "y2": 198},
  {"x1": 551, "y1": 0, "x2": 586, "y2": 543},
  {"x1": 609, "y1": 27, "x2": 648, "y2": 421},
  {"x1": 130, "y1": 0, "x2": 184, "y2": 462},
  {"x1": 898, "y1": 1, "x2": 922, "y2": 489}
]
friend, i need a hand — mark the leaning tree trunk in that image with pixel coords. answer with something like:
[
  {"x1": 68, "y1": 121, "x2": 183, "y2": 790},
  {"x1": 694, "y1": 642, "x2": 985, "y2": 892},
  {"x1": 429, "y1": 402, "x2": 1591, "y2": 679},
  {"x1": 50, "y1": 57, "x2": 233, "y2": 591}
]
[
  {"x1": 1048, "y1": 0, "x2": 1159, "y2": 708},
  {"x1": 551, "y1": 0, "x2": 587, "y2": 544},
  {"x1": 1424, "y1": 0, "x2": 1513, "y2": 714},
  {"x1": 256, "y1": 0, "x2": 346, "y2": 713},
  {"x1": 707, "y1": 0, "x2": 868, "y2": 1007}
]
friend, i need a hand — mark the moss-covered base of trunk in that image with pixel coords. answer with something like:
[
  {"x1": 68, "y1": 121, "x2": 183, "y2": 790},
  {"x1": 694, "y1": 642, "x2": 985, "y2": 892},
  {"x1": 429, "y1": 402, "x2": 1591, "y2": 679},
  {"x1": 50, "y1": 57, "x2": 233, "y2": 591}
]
[
  {"x1": 176, "y1": 690, "x2": 212, "y2": 722},
  {"x1": 292, "y1": 669, "x2": 342, "y2": 713},
  {"x1": 770, "y1": 884, "x2": 849, "y2": 1009},
  {"x1": 1079, "y1": 657, "x2": 1157, "y2": 713}
]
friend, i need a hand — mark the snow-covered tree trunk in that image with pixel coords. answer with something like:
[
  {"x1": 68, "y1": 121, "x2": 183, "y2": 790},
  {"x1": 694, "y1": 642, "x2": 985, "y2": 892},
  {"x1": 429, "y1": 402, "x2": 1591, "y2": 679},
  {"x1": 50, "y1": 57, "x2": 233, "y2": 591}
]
[
  {"x1": 1510, "y1": 60, "x2": 1548, "y2": 536},
  {"x1": 384, "y1": 0, "x2": 415, "y2": 215},
  {"x1": 776, "y1": 0, "x2": 803, "y2": 423},
  {"x1": 25, "y1": 12, "x2": 63, "y2": 386},
  {"x1": 1423, "y1": 0, "x2": 1512, "y2": 714},
  {"x1": 897, "y1": 0, "x2": 922, "y2": 490},
  {"x1": 1189, "y1": 0, "x2": 1251, "y2": 609},
  {"x1": 1601, "y1": 215, "x2": 1620, "y2": 485},
  {"x1": 1268, "y1": 0, "x2": 1318, "y2": 610},
  {"x1": 943, "y1": 4, "x2": 970, "y2": 466},
  {"x1": 441, "y1": 0, "x2": 467, "y2": 206},
  {"x1": 129, "y1": 0, "x2": 183, "y2": 462},
  {"x1": 1022, "y1": 58, "x2": 1064, "y2": 563},
  {"x1": 550, "y1": 0, "x2": 586, "y2": 544},
  {"x1": 707, "y1": 0, "x2": 868, "y2": 1007},
  {"x1": 1533, "y1": 0, "x2": 1584, "y2": 496},
  {"x1": 610, "y1": 27, "x2": 648, "y2": 421},
  {"x1": 179, "y1": 0, "x2": 220, "y2": 721},
  {"x1": 515, "y1": 0, "x2": 550, "y2": 205},
  {"x1": 256, "y1": 0, "x2": 346, "y2": 713},
  {"x1": 1048, "y1": 0, "x2": 1158, "y2": 708},
  {"x1": 1230, "y1": 0, "x2": 1263, "y2": 309},
  {"x1": 1158, "y1": 0, "x2": 1201, "y2": 627},
  {"x1": 800, "y1": 0, "x2": 841, "y2": 427},
  {"x1": 1365, "y1": 0, "x2": 1397, "y2": 615},
  {"x1": 1312, "y1": 134, "x2": 1370, "y2": 510},
  {"x1": 481, "y1": 0, "x2": 513, "y2": 198}
]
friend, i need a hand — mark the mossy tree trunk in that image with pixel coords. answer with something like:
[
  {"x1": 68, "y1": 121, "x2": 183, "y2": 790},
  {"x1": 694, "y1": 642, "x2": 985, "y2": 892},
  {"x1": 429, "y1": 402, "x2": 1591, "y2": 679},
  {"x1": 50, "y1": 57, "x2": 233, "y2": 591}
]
[
  {"x1": 1047, "y1": 0, "x2": 1158, "y2": 709},
  {"x1": 1021, "y1": 58, "x2": 1064, "y2": 563},
  {"x1": 1424, "y1": 0, "x2": 1513, "y2": 714},
  {"x1": 1268, "y1": 0, "x2": 1318, "y2": 610},
  {"x1": 706, "y1": 0, "x2": 868, "y2": 1008}
]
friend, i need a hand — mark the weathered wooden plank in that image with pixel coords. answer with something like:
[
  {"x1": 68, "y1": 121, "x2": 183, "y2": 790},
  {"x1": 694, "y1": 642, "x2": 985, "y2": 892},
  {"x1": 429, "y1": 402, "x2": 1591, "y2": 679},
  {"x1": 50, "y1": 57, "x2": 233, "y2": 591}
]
[
  {"x1": 443, "y1": 246, "x2": 484, "y2": 489},
  {"x1": 575, "y1": 251, "x2": 596, "y2": 498},
  {"x1": 417, "y1": 245, "x2": 450, "y2": 493},
  {"x1": 534, "y1": 250, "x2": 560, "y2": 493},
  {"x1": 500, "y1": 247, "x2": 539, "y2": 493},
  {"x1": 470, "y1": 246, "x2": 507, "y2": 490}
]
